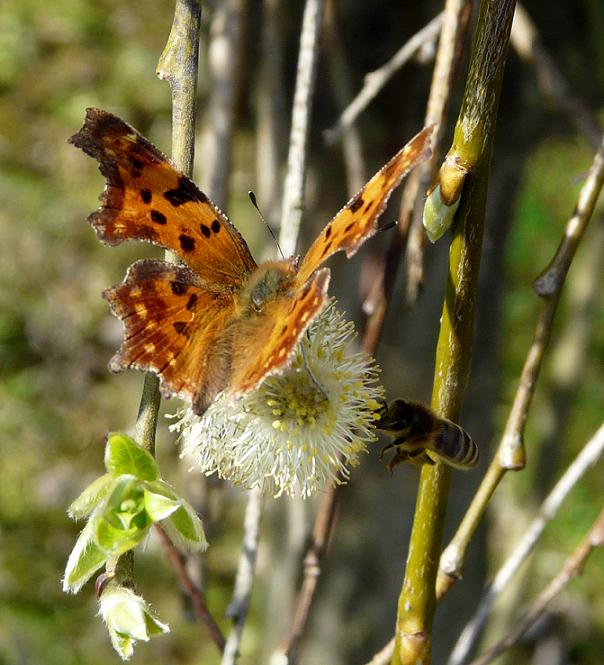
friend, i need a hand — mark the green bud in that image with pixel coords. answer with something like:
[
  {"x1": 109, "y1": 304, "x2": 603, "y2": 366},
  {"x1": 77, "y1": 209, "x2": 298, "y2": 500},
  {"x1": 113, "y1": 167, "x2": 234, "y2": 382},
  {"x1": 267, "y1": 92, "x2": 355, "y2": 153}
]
[{"x1": 99, "y1": 582, "x2": 169, "y2": 660}]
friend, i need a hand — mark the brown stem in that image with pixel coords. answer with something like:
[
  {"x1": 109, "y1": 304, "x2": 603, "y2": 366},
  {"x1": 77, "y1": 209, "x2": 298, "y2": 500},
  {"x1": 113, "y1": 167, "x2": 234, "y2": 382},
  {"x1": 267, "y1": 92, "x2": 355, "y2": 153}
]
[
  {"x1": 155, "y1": 525, "x2": 226, "y2": 651},
  {"x1": 283, "y1": 485, "x2": 338, "y2": 662}
]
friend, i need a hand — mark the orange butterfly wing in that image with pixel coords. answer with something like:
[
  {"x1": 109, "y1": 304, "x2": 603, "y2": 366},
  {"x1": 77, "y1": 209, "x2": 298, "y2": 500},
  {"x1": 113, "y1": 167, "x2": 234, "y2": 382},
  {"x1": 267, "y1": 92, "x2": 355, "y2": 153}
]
[
  {"x1": 104, "y1": 259, "x2": 235, "y2": 411},
  {"x1": 228, "y1": 268, "x2": 331, "y2": 396},
  {"x1": 297, "y1": 124, "x2": 434, "y2": 284},
  {"x1": 69, "y1": 108, "x2": 257, "y2": 287}
]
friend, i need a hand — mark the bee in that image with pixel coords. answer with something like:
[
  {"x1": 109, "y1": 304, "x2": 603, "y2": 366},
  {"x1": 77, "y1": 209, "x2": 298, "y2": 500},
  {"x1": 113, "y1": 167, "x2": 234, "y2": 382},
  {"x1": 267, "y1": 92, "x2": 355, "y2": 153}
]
[{"x1": 376, "y1": 400, "x2": 478, "y2": 471}]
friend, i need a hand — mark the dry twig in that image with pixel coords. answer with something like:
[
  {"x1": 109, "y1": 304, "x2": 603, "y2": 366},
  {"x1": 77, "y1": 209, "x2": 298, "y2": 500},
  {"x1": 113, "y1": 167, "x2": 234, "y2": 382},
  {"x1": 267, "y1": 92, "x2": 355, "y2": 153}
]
[
  {"x1": 222, "y1": 487, "x2": 263, "y2": 665},
  {"x1": 268, "y1": 2, "x2": 325, "y2": 661},
  {"x1": 448, "y1": 422, "x2": 604, "y2": 665},
  {"x1": 323, "y1": 13, "x2": 444, "y2": 145},
  {"x1": 155, "y1": 524, "x2": 226, "y2": 651},
  {"x1": 468, "y1": 506, "x2": 604, "y2": 665},
  {"x1": 279, "y1": 0, "x2": 325, "y2": 256}
]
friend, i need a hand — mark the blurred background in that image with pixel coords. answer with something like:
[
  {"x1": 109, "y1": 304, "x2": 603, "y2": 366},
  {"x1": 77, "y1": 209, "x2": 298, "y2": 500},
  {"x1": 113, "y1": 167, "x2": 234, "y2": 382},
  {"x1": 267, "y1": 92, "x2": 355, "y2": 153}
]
[{"x1": 0, "y1": 1, "x2": 603, "y2": 664}]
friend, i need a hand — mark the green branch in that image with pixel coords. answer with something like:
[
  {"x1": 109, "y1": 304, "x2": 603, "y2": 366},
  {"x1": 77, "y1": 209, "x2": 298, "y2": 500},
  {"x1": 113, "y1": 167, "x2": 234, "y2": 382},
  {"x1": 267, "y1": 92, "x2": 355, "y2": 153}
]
[
  {"x1": 392, "y1": 2, "x2": 517, "y2": 663},
  {"x1": 134, "y1": 0, "x2": 202, "y2": 455}
]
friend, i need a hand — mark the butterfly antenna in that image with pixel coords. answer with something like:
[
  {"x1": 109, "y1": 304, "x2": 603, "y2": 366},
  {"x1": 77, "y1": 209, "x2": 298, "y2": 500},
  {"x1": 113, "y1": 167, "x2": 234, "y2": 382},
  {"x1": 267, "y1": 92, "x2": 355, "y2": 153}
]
[{"x1": 248, "y1": 191, "x2": 285, "y2": 259}]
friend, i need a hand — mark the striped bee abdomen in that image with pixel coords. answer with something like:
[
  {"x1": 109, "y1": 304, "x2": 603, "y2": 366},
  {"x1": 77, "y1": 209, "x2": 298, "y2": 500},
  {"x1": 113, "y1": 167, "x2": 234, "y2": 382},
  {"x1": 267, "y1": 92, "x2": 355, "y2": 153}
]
[{"x1": 431, "y1": 421, "x2": 479, "y2": 469}]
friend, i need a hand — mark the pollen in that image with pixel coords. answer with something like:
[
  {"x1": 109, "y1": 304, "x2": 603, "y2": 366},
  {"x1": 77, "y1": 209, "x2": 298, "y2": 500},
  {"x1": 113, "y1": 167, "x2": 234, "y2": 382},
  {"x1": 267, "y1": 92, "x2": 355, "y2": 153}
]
[{"x1": 176, "y1": 300, "x2": 385, "y2": 498}]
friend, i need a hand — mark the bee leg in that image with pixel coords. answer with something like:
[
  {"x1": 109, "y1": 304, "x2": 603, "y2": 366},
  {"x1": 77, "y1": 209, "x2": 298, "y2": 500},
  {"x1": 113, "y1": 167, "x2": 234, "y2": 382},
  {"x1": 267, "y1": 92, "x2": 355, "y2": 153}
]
[
  {"x1": 407, "y1": 449, "x2": 435, "y2": 467},
  {"x1": 386, "y1": 448, "x2": 412, "y2": 473},
  {"x1": 379, "y1": 440, "x2": 397, "y2": 461}
]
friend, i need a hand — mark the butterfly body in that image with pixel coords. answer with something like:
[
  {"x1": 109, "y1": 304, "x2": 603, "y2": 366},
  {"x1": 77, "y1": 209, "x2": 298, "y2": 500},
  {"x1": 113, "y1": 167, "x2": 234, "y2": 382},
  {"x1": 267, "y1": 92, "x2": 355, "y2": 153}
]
[
  {"x1": 71, "y1": 109, "x2": 432, "y2": 415},
  {"x1": 241, "y1": 260, "x2": 297, "y2": 314}
]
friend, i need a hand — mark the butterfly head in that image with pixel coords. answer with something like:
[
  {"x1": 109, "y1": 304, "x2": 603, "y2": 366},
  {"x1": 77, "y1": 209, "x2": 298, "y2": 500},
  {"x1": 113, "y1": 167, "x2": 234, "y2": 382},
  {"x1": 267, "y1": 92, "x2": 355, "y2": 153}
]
[{"x1": 242, "y1": 259, "x2": 298, "y2": 314}]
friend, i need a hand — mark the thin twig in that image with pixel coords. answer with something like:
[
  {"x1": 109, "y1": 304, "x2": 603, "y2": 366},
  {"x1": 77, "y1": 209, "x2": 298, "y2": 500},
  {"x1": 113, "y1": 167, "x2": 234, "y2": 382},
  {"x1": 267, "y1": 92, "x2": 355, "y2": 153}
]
[
  {"x1": 447, "y1": 422, "x2": 604, "y2": 665},
  {"x1": 268, "y1": 2, "x2": 325, "y2": 661},
  {"x1": 279, "y1": 0, "x2": 325, "y2": 256},
  {"x1": 222, "y1": 487, "x2": 263, "y2": 665},
  {"x1": 437, "y1": 132, "x2": 604, "y2": 601},
  {"x1": 155, "y1": 524, "x2": 226, "y2": 651},
  {"x1": 282, "y1": 484, "x2": 338, "y2": 662},
  {"x1": 198, "y1": 0, "x2": 247, "y2": 208},
  {"x1": 404, "y1": 0, "x2": 471, "y2": 303},
  {"x1": 510, "y1": 3, "x2": 602, "y2": 151},
  {"x1": 324, "y1": 0, "x2": 366, "y2": 194},
  {"x1": 468, "y1": 506, "x2": 604, "y2": 665},
  {"x1": 323, "y1": 13, "x2": 444, "y2": 145},
  {"x1": 362, "y1": 0, "x2": 471, "y2": 347}
]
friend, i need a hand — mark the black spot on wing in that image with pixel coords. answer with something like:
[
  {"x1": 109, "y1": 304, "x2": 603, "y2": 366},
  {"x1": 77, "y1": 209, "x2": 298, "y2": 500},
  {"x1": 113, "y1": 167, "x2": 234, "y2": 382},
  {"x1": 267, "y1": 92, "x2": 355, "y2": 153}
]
[
  {"x1": 173, "y1": 321, "x2": 189, "y2": 336},
  {"x1": 179, "y1": 234, "x2": 195, "y2": 252},
  {"x1": 150, "y1": 210, "x2": 167, "y2": 225},
  {"x1": 320, "y1": 239, "x2": 333, "y2": 258},
  {"x1": 141, "y1": 189, "x2": 152, "y2": 204},
  {"x1": 186, "y1": 293, "x2": 198, "y2": 310},
  {"x1": 129, "y1": 156, "x2": 144, "y2": 177},
  {"x1": 348, "y1": 193, "x2": 364, "y2": 212},
  {"x1": 200, "y1": 224, "x2": 211, "y2": 238},
  {"x1": 211, "y1": 219, "x2": 221, "y2": 234},
  {"x1": 164, "y1": 175, "x2": 208, "y2": 207}
]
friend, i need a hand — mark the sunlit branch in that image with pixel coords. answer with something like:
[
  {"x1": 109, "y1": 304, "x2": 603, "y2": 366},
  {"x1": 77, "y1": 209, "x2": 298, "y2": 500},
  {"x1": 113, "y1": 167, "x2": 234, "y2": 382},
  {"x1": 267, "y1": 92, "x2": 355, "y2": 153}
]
[
  {"x1": 222, "y1": 487, "x2": 263, "y2": 665},
  {"x1": 279, "y1": 0, "x2": 325, "y2": 256},
  {"x1": 469, "y1": 506, "x2": 604, "y2": 665},
  {"x1": 437, "y1": 133, "x2": 604, "y2": 600},
  {"x1": 447, "y1": 421, "x2": 604, "y2": 665},
  {"x1": 271, "y1": 1, "x2": 325, "y2": 661}
]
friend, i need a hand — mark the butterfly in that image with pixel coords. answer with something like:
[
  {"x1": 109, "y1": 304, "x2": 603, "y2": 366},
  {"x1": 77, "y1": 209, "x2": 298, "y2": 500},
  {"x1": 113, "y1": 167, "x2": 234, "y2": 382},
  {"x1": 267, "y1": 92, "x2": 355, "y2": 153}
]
[{"x1": 71, "y1": 109, "x2": 433, "y2": 415}]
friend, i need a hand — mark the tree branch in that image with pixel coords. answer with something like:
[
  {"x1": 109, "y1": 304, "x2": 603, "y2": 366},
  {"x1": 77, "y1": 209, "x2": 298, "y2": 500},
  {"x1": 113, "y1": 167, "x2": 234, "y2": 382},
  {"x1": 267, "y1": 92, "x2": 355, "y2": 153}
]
[
  {"x1": 447, "y1": 422, "x2": 604, "y2": 665},
  {"x1": 437, "y1": 132, "x2": 604, "y2": 600},
  {"x1": 222, "y1": 487, "x2": 263, "y2": 665},
  {"x1": 279, "y1": 0, "x2": 324, "y2": 256},
  {"x1": 155, "y1": 524, "x2": 226, "y2": 651},
  {"x1": 323, "y1": 13, "x2": 443, "y2": 145},
  {"x1": 469, "y1": 506, "x2": 604, "y2": 665},
  {"x1": 393, "y1": 2, "x2": 517, "y2": 663}
]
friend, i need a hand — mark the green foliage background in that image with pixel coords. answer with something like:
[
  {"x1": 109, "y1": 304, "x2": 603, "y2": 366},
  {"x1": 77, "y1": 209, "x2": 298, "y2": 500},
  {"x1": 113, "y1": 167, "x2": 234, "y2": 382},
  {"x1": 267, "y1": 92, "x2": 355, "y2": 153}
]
[{"x1": 0, "y1": 1, "x2": 602, "y2": 664}]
